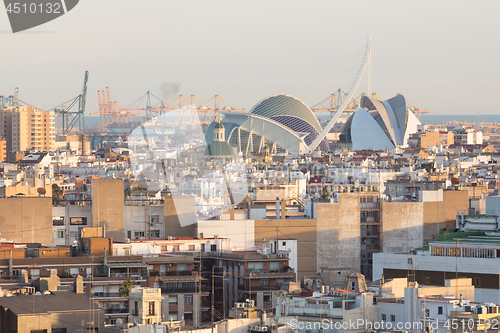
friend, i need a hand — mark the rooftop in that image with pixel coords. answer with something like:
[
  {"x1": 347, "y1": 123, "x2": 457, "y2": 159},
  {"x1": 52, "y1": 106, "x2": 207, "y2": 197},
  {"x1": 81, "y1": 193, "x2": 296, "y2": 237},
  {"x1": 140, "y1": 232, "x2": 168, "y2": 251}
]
[{"x1": 0, "y1": 290, "x2": 92, "y2": 315}]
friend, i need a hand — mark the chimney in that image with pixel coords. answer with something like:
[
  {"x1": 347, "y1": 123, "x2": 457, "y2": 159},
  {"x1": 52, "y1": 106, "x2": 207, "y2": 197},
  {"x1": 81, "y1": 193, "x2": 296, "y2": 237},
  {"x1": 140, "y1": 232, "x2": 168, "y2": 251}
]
[
  {"x1": 8, "y1": 250, "x2": 13, "y2": 278},
  {"x1": 276, "y1": 197, "x2": 280, "y2": 219},
  {"x1": 18, "y1": 270, "x2": 28, "y2": 284},
  {"x1": 230, "y1": 206, "x2": 235, "y2": 220},
  {"x1": 74, "y1": 275, "x2": 84, "y2": 294},
  {"x1": 281, "y1": 200, "x2": 286, "y2": 220}
]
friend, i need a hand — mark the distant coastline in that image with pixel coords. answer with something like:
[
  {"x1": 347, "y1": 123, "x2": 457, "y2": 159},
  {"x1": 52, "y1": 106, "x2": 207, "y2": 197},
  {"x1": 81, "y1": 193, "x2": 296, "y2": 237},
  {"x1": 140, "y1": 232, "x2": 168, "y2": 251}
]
[{"x1": 80, "y1": 114, "x2": 500, "y2": 130}]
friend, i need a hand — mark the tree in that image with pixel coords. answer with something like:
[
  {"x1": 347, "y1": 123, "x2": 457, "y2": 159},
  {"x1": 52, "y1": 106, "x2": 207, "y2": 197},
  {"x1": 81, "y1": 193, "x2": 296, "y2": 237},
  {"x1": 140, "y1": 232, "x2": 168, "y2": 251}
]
[
  {"x1": 119, "y1": 279, "x2": 135, "y2": 297},
  {"x1": 52, "y1": 184, "x2": 64, "y2": 205},
  {"x1": 320, "y1": 187, "x2": 330, "y2": 200}
]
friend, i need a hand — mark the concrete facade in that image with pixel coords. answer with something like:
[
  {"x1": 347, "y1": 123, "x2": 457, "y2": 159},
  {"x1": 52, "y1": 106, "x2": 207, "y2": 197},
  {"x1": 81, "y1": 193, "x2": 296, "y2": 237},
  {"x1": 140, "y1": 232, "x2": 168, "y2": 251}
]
[
  {"x1": 422, "y1": 190, "x2": 469, "y2": 240},
  {"x1": 124, "y1": 204, "x2": 165, "y2": 240},
  {"x1": 316, "y1": 194, "x2": 361, "y2": 273},
  {"x1": 0, "y1": 197, "x2": 52, "y2": 246},
  {"x1": 92, "y1": 178, "x2": 125, "y2": 242},
  {"x1": 381, "y1": 201, "x2": 424, "y2": 253},
  {"x1": 254, "y1": 218, "x2": 317, "y2": 281},
  {"x1": 164, "y1": 196, "x2": 197, "y2": 237}
]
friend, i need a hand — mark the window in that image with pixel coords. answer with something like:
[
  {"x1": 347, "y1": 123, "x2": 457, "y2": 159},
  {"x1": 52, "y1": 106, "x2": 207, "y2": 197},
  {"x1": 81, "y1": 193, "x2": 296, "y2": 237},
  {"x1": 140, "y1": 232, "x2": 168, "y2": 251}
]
[
  {"x1": 150, "y1": 215, "x2": 160, "y2": 224},
  {"x1": 189, "y1": 245, "x2": 195, "y2": 251},
  {"x1": 247, "y1": 262, "x2": 264, "y2": 273},
  {"x1": 150, "y1": 230, "x2": 160, "y2": 238},
  {"x1": 424, "y1": 277, "x2": 431, "y2": 284},
  {"x1": 351, "y1": 281, "x2": 356, "y2": 291},
  {"x1": 134, "y1": 301, "x2": 139, "y2": 315},
  {"x1": 53, "y1": 216, "x2": 64, "y2": 225},
  {"x1": 134, "y1": 231, "x2": 144, "y2": 239},
  {"x1": 261, "y1": 279, "x2": 269, "y2": 287},
  {"x1": 211, "y1": 244, "x2": 217, "y2": 252},
  {"x1": 475, "y1": 277, "x2": 481, "y2": 287},
  {"x1": 127, "y1": 231, "x2": 132, "y2": 239},
  {"x1": 438, "y1": 306, "x2": 443, "y2": 315},
  {"x1": 177, "y1": 264, "x2": 187, "y2": 271},
  {"x1": 270, "y1": 262, "x2": 280, "y2": 273},
  {"x1": 184, "y1": 295, "x2": 193, "y2": 305},
  {"x1": 70, "y1": 217, "x2": 87, "y2": 225},
  {"x1": 282, "y1": 241, "x2": 286, "y2": 246},
  {"x1": 264, "y1": 295, "x2": 271, "y2": 303},
  {"x1": 169, "y1": 296, "x2": 178, "y2": 305},
  {"x1": 57, "y1": 230, "x2": 64, "y2": 239},
  {"x1": 382, "y1": 314, "x2": 386, "y2": 321},
  {"x1": 149, "y1": 301, "x2": 155, "y2": 316},
  {"x1": 52, "y1": 329, "x2": 66, "y2": 333},
  {"x1": 391, "y1": 315, "x2": 395, "y2": 322}
]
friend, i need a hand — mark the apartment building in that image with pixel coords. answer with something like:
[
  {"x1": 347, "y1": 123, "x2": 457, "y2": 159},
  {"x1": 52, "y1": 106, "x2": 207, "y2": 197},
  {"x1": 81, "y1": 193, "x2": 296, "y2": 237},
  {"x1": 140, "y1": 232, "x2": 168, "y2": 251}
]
[
  {"x1": 373, "y1": 231, "x2": 500, "y2": 303},
  {"x1": 0, "y1": 106, "x2": 55, "y2": 152},
  {"x1": 0, "y1": 138, "x2": 5, "y2": 162}
]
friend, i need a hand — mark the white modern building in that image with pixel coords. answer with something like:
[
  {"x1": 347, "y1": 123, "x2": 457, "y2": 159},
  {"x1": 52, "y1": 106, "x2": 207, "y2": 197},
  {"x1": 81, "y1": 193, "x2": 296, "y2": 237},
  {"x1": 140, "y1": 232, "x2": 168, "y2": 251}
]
[{"x1": 339, "y1": 94, "x2": 421, "y2": 150}]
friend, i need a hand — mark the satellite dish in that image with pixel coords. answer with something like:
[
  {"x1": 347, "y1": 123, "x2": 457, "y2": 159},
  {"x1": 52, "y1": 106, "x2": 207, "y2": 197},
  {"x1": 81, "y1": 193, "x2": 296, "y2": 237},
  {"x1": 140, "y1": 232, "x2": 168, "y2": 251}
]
[
  {"x1": 116, "y1": 318, "x2": 123, "y2": 326},
  {"x1": 37, "y1": 188, "x2": 46, "y2": 195}
]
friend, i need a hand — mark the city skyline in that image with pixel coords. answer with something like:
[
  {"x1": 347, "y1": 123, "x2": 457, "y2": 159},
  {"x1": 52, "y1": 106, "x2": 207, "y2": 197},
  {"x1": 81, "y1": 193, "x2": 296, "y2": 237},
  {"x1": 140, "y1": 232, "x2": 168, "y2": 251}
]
[{"x1": 0, "y1": 0, "x2": 499, "y2": 116}]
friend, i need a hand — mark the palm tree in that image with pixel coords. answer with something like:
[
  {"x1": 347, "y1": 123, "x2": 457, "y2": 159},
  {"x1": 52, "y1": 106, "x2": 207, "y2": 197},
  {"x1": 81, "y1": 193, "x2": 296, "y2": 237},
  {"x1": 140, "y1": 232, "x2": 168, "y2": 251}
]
[{"x1": 119, "y1": 279, "x2": 135, "y2": 297}]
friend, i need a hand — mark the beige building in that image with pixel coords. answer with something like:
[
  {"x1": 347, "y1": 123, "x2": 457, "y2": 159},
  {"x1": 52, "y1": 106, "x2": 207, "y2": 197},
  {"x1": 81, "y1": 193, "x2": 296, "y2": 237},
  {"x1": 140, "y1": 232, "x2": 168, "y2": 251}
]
[
  {"x1": 92, "y1": 178, "x2": 126, "y2": 242},
  {"x1": 422, "y1": 189, "x2": 469, "y2": 241},
  {"x1": 0, "y1": 106, "x2": 55, "y2": 153},
  {"x1": 128, "y1": 287, "x2": 164, "y2": 325},
  {"x1": 420, "y1": 131, "x2": 454, "y2": 149},
  {"x1": 0, "y1": 138, "x2": 5, "y2": 162},
  {"x1": 0, "y1": 197, "x2": 53, "y2": 246}
]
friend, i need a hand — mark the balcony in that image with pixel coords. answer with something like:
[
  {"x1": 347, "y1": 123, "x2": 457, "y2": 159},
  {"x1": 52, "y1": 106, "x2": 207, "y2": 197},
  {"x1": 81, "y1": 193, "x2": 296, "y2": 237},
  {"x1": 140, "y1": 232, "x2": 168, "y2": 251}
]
[
  {"x1": 104, "y1": 308, "x2": 129, "y2": 314},
  {"x1": 93, "y1": 292, "x2": 121, "y2": 298}
]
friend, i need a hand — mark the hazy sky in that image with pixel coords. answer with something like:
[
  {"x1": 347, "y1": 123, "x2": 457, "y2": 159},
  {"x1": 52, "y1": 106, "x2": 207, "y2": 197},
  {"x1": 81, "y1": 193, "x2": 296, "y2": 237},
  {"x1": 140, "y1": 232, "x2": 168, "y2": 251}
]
[{"x1": 0, "y1": 0, "x2": 499, "y2": 116}]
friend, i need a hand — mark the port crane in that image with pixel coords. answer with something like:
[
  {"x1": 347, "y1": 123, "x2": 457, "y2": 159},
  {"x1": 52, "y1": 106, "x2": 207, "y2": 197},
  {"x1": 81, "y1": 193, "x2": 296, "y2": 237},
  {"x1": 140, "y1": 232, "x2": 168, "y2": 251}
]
[
  {"x1": 120, "y1": 93, "x2": 244, "y2": 125},
  {"x1": 52, "y1": 71, "x2": 89, "y2": 134},
  {"x1": 92, "y1": 87, "x2": 139, "y2": 131},
  {"x1": 312, "y1": 90, "x2": 429, "y2": 119}
]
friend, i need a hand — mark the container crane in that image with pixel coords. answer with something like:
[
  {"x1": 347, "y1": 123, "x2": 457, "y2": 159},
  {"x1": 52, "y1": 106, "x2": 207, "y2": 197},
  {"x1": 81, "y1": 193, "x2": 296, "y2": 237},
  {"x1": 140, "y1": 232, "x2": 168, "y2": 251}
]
[{"x1": 53, "y1": 71, "x2": 89, "y2": 134}]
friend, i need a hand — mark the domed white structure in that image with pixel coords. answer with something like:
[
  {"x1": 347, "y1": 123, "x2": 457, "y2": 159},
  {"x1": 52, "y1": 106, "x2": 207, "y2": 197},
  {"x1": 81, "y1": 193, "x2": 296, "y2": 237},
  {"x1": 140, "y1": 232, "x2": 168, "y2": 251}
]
[{"x1": 340, "y1": 94, "x2": 421, "y2": 150}]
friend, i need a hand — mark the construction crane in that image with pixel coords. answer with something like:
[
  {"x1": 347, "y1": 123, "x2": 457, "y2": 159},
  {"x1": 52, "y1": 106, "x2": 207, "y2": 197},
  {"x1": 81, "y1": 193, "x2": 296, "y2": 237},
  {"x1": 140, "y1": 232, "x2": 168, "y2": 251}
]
[
  {"x1": 92, "y1": 87, "x2": 139, "y2": 131},
  {"x1": 52, "y1": 71, "x2": 89, "y2": 134}
]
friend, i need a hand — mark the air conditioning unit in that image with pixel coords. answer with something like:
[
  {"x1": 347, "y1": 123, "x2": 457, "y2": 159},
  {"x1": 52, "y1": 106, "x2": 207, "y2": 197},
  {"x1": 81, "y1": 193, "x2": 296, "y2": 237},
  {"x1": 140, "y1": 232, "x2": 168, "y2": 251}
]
[{"x1": 79, "y1": 267, "x2": 84, "y2": 271}]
